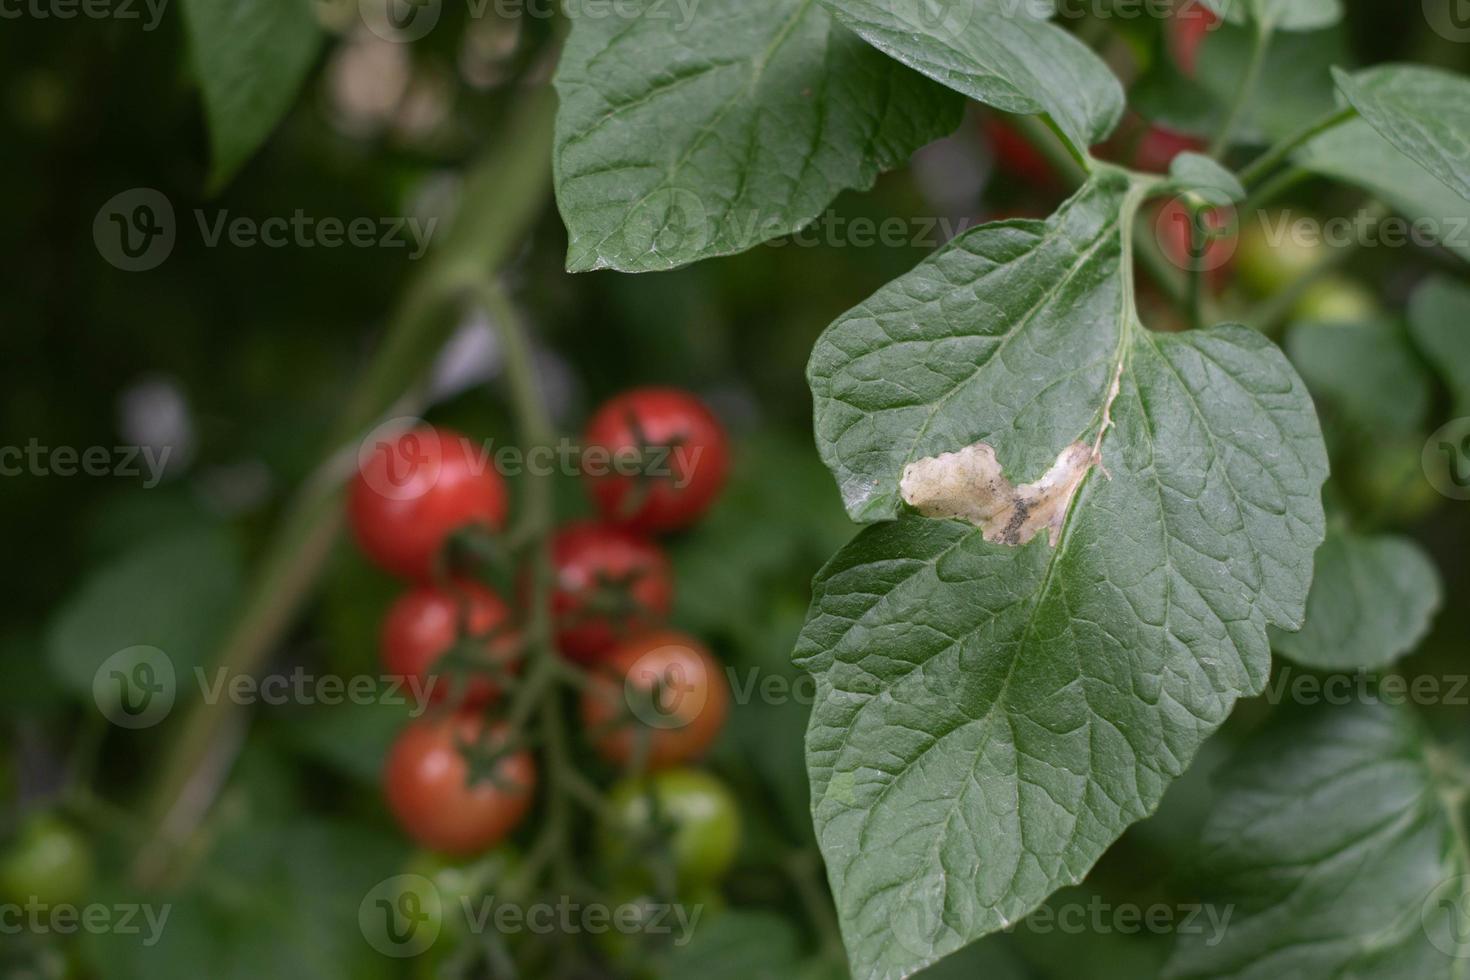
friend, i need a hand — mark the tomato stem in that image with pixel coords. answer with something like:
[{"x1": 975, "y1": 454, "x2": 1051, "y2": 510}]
[
  {"x1": 1237, "y1": 106, "x2": 1359, "y2": 190},
  {"x1": 1209, "y1": 20, "x2": 1272, "y2": 159},
  {"x1": 130, "y1": 86, "x2": 559, "y2": 890}
]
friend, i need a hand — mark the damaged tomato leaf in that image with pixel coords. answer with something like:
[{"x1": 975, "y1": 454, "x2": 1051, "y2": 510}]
[
  {"x1": 797, "y1": 171, "x2": 1328, "y2": 979},
  {"x1": 1164, "y1": 700, "x2": 1470, "y2": 978}
]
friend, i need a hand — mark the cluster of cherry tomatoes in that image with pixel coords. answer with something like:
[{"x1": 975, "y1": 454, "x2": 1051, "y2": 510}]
[{"x1": 346, "y1": 386, "x2": 739, "y2": 891}]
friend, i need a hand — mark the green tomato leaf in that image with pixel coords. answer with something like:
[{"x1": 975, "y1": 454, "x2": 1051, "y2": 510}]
[
  {"x1": 1134, "y1": 22, "x2": 1346, "y2": 146},
  {"x1": 1269, "y1": 528, "x2": 1442, "y2": 670},
  {"x1": 1295, "y1": 117, "x2": 1470, "y2": 266},
  {"x1": 799, "y1": 173, "x2": 1327, "y2": 978},
  {"x1": 46, "y1": 528, "x2": 242, "y2": 697},
  {"x1": 1333, "y1": 65, "x2": 1470, "y2": 205},
  {"x1": 1410, "y1": 276, "x2": 1470, "y2": 416},
  {"x1": 1164, "y1": 700, "x2": 1470, "y2": 978},
  {"x1": 552, "y1": 0, "x2": 962, "y2": 273},
  {"x1": 1286, "y1": 320, "x2": 1432, "y2": 437},
  {"x1": 1202, "y1": 0, "x2": 1342, "y2": 32},
  {"x1": 181, "y1": 0, "x2": 321, "y2": 192},
  {"x1": 819, "y1": 0, "x2": 1122, "y2": 160},
  {"x1": 1169, "y1": 152, "x2": 1245, "y2": 203}
]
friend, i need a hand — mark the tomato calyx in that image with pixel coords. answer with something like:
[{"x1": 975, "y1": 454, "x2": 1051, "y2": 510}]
[
  {"x1": 599, "y1": 406, "x2": 689, "y2": 523},
  {"x1": 556, "y1": 565, "x2": 662, "y2": 634},
  {"x1": 455, "y1": 724, "x2": 535, "y2": 794}
]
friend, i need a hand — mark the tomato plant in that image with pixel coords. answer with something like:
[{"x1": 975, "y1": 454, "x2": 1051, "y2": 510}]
[
  {"x1": 601, "y1": 769, "x2": 741, "y2": 890},
  {"x1": 383, "y1": 714, "x2": 536, "y2": 856},
  {"x1": 0, "y1": 813, "x2": 93, "y2": 908},
  {"x1": 582, "y1": 388, "x2": 730, "y2": 534},
  {"x1": 1167, "y1": 1, "x2": 1219, "y2": 78},
  {"x1": 380, "y1": 580, "x2": 520, "y2": 707},
  {"x1": 550, "y1": 521, "x2": 673, "y2": 663},
  {"x1": 348, "y1": 426, "x2": 510, "y2": 580},
  {"x1": 13, "y1": 0, "x2": 1470, "y2": 978},
  {"x1": 580, "y1": 630, "x2": 730, "y2": 771}
]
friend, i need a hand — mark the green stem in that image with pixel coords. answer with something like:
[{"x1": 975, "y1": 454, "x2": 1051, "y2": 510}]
[
  {"x1": 1186, "y1": 225, "x2": 1205, "y2": 331},
  {"x1": 130, "y1": 87, "x2": 558, "y2": 889},
  {"x1": 1210, "y1": 23, "x2": 1271, "y2": 159},
  {"x1": 478, "y1": 281, "x2": 583, "y2": 893},
  {"x1": 1240, "y1": 165, "x2": 1313, "y2": 214},
  {"x1": 1238, "y1": 106, "x2": 1358, "y2": 189},
  {"x1": 787, "y1": 848, "x2": 844, "y2": 963},
  {"x1": 1013, "y1": 113, "x2": 1089, "y2": 185},
  {"x1": 1132, "y1": 208, "x2": 1197, "y2": 312}
]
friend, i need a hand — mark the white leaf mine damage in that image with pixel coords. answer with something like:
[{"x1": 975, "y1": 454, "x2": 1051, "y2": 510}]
[{"x1": 899, "y1": 363, "x2": 1123, "y2": 547}]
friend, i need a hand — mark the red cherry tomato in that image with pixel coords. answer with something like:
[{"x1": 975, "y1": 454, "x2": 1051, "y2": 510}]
[
  {"x1": 981, "y1": 114, "x2": 1056, "y2": 187},
  {"x1": 384, "y1": 714, "x2": 535, "y2": 855},
  {"x1": 1169, "y1": 1, "x2": 1220, "y2": 79},
  {"x1": 1131, "y1": 125, "x2": 1208, "y2": 175},
  {"x1": 582, "y1": 388, "x2": 730, "y2": 534},
  {"x1": 552, "y1": 522, "x2": 674, "y2": 663},
  {"x1": 381, "y1": 581, "x2": 520, "y2": 708},
  {"x1": 580, "y1": 631, "x2": 729, "y2": 771},
  {"x1": 349, "y1": 426, "x2": 508, "y2": 580},
  {"x1": 1155, "y1": 198, "x2": 1237, "y2": 292}
]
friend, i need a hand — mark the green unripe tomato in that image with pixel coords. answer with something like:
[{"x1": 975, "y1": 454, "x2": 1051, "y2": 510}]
[
  {"x1": 404, "y1": 844, "x2": 520, "y2": 942},
  {"x1": 0, "y1": 813, "x2": 94, "y2": 907},
  {"x1": 602, "y1": 769, "x2": 740, "y2": 891},
  {"x1": 1292, "y1": 276, "x2": 1381, "y2": 325},
  {"x1": 1236, "y1": 211, "x2": 1327, "y2": 296},
  {"x1": 1351, "y1": 439, "x2": 1440, "y2": 525}
]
